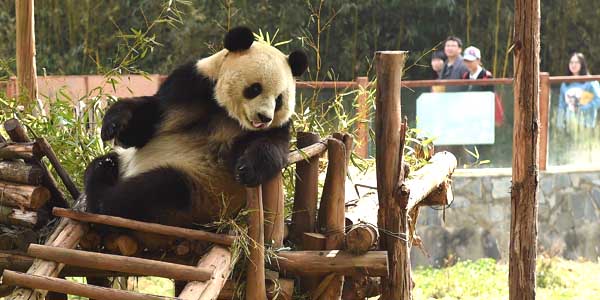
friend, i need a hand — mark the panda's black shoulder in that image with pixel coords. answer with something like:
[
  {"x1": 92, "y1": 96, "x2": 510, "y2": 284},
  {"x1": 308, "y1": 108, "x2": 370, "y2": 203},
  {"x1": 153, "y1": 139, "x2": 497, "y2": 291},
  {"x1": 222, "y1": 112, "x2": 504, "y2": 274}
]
[{"x1": 155, "y1": 60, "x2": 217, "y2": 109}]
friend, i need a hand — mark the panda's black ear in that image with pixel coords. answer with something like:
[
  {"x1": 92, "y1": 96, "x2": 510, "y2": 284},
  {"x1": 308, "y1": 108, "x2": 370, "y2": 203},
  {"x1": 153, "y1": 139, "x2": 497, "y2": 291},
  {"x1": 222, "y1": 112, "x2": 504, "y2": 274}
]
[
  {"x1": 289, "y1": 51, "x2": 308, "y2": 77},
  {"x1": 224, "y1": 27, "x2": 254, "y2": 52}
]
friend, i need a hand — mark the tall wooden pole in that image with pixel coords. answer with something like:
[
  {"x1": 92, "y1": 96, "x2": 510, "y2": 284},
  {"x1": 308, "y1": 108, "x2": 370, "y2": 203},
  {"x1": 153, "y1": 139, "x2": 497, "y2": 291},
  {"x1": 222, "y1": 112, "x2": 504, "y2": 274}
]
[
  {"x1": 510, "y1": 1, "x2": 540, "y2": 300},
  {"x1": 15, "y1": 0, "x2": 38, "y2": 106},
  {"x1": 374, "y1": 51, "x2": 409, "y2": 300}
]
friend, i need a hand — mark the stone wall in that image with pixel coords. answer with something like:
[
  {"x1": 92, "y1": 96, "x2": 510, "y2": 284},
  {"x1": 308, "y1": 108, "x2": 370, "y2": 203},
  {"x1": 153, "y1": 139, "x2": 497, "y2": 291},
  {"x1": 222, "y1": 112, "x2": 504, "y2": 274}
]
[{"x1": 411, "y1": 167, "x2": 600, "y2": 268}]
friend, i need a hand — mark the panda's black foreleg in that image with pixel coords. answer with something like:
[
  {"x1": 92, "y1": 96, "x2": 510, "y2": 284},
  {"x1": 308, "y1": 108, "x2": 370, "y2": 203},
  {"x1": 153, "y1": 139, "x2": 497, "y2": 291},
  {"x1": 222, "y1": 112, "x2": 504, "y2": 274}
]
[
  {"x1": 101, "y1": 96, "x2": 162, "y2": 148},
  {"x1": 85, "y1": 157, "x2": 192, "y2": 223},
  {"x1": 231, "y1": 125, "x2": 290, "y2": 187}
]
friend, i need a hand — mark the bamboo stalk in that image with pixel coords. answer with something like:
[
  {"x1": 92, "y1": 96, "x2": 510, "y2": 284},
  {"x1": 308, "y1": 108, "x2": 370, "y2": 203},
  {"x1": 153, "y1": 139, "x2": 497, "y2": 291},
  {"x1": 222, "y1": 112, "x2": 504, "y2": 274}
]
[
  {"x1": 178, "y1": 245, "x2": 233, "y2": 300},
  {"x1": 27, "y1": 244, "x2": 212, "y2": 282},
  {"x1": 274, "y1": 251, "x2": 388, "y2": 277},
  {"x1": 0, "y1": 180, "x2": 50, "y2": 210},
  {"x1": 2, "y1": 270, "x2": 179, "y2": 300},
  {"x1": 245, "y1": 187, "x2": 267, "y2": 300},
  {"x1": 0, "y1": 161, "x2": 43, "y2": 185},
  {"x1": 52, "y1": 208, "x2": 236, "y2": 246}
]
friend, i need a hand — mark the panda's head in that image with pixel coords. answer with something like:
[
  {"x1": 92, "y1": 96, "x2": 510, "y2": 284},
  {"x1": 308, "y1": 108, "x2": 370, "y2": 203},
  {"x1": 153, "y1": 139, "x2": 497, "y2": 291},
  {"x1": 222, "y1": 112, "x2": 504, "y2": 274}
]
[{"x1": 196, "y1": 27, "x2": 308, "y2": 131}]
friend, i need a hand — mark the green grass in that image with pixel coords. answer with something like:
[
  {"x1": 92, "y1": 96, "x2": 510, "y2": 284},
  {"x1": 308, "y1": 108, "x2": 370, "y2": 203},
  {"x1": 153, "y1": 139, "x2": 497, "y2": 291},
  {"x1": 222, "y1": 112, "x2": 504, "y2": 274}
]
[{"x1": 411, "y1": 257, "x2": 600, "y2": 300}]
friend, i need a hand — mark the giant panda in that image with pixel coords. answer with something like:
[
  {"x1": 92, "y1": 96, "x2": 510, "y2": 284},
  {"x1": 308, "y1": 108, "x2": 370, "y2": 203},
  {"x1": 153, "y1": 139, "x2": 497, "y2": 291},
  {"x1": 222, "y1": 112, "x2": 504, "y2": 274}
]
[{"x1": 84, "y1": 27, "x2": 308, "y2": 229}]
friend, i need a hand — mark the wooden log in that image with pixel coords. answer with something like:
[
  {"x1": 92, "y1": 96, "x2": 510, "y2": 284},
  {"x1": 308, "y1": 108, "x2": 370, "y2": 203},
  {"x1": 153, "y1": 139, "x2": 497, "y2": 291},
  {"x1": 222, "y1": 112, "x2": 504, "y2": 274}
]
[
  {"x1": 2, "y1": 270, "x2": 179, "y2": 300},
  {"x1": 316, "y1": 137, "x2": 347, "y2": 300},
  {"x1": 36, "y1": 138, "x2": 80, "y2": 200},
  {"x1": 53, "y1": 208, "x2": 236, "y2": 246},
  {"x1": 510, "y1": 2, "x2": 540, "y2": 300},
  {"x1": 178, "y1": 245, "x2": 232, "y2": 300},
  {"x1": 3, "y1": 119, "x2": 31, "y2": 143},
  {"x1": 217, "y1": 278, "x2": 294, "y2": 300},
  {"x1": 245, "y1": 187, "x2": 267, "y2": 300},
  {"x1": 0, "y1": 161, "x2": 43, "y2": 185},
  {"x1": 103, "y1": 234, "x2": 139, "y2": 256},
  {"x1": 262, "y1": 173, "x2": 285, "y2": 248},
  {"x1": 298, "y1": 232, "x2": 326, "y2": 292},
  {"x1": 273, "y1": 251, "x2": 388, "y2": 277},
  {"x1": 4, "y1": 119, "x2": 69, "y2": 209},
  {"x1": 290, "y1": 132, "x2": 321, "y2": 244},
  {"x1": 374, "y1": 51, "x2": 410, "y2": 299},
  {"x1": 27, "y1": 244, "x2": 212, "y2": 282},
  {"x1": 0, "y1": 142, "x2": 42, "y2": 160},
  {"x1": 287, "y1": 139, "x2": 327, "y2": 165},
  {"x1": 0, "y1": 228, "x2": 37, "y2": 251},
  {"x1": 0, "y1": 180, "x2": 50, "y2": 210},
  {"x1": 420, "y1": 180, "x2": 453, "y2": 207},
  {"x1": 6, "y1": 195, "x2": 88, "y2": 300},
  {"x1": 345, "y1": 223, "x2": 379, "y2": 255},
  {"x1": 400, "y1": 151, "x2": 457, "y2": 212},
  {"x1": 311, "y1": 273, "x2": 336, "y2": 299},
  {"x1": 342, "y1": 276, "x2": 381, "y2": 300},
  {"x1": 0, "y1": 207, "x2": 38, "y2": 228}
]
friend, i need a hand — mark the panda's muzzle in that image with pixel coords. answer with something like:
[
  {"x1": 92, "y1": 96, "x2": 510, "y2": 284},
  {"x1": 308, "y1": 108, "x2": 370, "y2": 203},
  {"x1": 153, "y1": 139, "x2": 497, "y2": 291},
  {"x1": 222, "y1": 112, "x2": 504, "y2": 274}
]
[{"x1": 250, "y1": 113, "x2": 272, "y2": 129}]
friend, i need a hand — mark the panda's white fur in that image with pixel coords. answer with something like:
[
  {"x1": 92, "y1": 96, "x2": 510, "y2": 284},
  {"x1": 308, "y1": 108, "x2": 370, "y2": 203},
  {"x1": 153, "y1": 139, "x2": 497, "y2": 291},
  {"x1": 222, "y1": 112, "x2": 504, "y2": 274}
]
[{"x1": 84, "y1": 27, "x2": 307, "y2": 227}]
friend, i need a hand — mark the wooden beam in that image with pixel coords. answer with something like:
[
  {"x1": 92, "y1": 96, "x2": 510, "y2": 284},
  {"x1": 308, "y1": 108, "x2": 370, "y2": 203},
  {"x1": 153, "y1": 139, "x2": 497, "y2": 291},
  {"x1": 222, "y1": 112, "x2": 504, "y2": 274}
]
[
  {"x1": 15, "y1": 0, "x2": 38, "y2": 106},
  {"x1": 374, "y1": 51, "x2": 410, "y2": 300},
  {"x1": 2, "y1": 270, "x2": 179, "y2": 300},
  {"x1": 290, "y1": 132, "x2": 321, "y2": 243},
  {"x1": 0, "y1": 206, "x2": 38, "y2": 228},
  {"x1": 245, "y1": 187, "x2": 267, "y2": 300},
  {"x1": 262, "y1": 174, "x2": 285, "y2": 248},
  {"x1": 6, "y1": 196, "x2": 88, "y2": 300},
  {"x1": 36, "y1": 138, "x2": 80, "y2": 199},
  {"x1": 53, "y1": 208, "x2": 235, "y2": 246},
  {"x1": 510, "y1": 1, "x2": 540, "y2": 299},
  {"x1": 274, "y1": 251, "x2": 388, "y2": 277},
  {"x1": 179, "y1": 246, "x2": 232, "y2": 300},
  {"x1": 287, "y1": 139, "x2": 327, "y2": 165},
  {"x1": 27, "y1": 244, "x2": 211, "y2": 282}
]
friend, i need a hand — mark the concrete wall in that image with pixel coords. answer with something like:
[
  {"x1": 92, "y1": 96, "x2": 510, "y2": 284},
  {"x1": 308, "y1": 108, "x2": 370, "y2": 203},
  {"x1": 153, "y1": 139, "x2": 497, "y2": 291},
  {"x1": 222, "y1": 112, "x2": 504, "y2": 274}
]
[{"x1": 412, "y1": 167, "x2": 600, "y2": 267}]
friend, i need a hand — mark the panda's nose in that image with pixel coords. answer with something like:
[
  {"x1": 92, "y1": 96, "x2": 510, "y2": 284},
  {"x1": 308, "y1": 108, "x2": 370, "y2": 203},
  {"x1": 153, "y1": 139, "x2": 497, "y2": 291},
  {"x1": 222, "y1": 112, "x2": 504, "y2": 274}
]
[{"x1": 257, "y1": 113, "x2": 272, "y2": 123}]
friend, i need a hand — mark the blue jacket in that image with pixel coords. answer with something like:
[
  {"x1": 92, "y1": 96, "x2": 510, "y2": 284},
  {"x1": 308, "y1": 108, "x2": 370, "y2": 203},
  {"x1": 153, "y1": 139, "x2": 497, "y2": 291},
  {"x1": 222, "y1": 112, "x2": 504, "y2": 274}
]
[{"x1": 557, "y1": 81, "x2": 600, "y2": 128}]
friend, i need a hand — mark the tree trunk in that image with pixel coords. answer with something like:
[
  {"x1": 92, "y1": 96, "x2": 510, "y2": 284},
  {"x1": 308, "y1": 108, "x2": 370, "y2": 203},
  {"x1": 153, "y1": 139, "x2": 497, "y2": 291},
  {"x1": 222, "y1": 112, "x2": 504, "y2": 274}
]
[
  {"x1": 15, "y1": 0, "x2": 38, "y2": 107},
  {"x1": 510, "y1": 1, "x2": 540, "y2": 300}
]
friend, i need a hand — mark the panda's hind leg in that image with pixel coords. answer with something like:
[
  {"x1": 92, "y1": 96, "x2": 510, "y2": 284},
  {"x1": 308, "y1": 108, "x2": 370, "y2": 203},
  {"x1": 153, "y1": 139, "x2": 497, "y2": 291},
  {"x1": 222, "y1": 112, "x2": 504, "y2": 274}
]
[{"x1": 85, "y1": 161, "x2": 192, "y2": 224}]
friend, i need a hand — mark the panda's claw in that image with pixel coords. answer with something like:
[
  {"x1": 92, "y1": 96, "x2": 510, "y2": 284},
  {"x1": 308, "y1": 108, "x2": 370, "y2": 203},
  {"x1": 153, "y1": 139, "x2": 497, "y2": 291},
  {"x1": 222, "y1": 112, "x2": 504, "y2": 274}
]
[
  {"x1": 84, "y1": 154, "x2": 120, "y2": 189},
  {"x1": 234, "y1": 159, "x2": 261, "y2": 187}
]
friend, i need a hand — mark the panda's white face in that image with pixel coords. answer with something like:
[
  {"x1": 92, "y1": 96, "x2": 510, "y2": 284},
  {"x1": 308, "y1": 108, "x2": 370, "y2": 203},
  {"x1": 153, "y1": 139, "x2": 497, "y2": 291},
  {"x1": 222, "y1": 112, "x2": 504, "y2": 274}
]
[{"x1": 197, "y1": 43, "x2": 296, "y2": 131}]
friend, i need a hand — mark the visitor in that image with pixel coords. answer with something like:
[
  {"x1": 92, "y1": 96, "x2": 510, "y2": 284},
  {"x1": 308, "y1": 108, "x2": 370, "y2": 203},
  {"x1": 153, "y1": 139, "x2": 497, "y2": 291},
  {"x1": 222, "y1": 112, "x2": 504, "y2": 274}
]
[
  {"x1": 431, "y1": 50, "x2": 447, "y2": 92},
  {"x1": 440, "y1": 36, "x2": 469, "y2": 92},
  {"x1": 557, "y1": 52, "x2": 600, "y2": 129}
]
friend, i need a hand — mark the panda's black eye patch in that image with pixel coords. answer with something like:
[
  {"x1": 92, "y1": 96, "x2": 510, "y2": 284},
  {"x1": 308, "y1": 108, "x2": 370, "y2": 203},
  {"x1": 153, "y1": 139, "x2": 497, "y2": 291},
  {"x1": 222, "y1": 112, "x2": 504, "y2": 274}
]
[
  {"x1": 243, "y1": 83, "x2": 262, "y2": 99},
  {"x1": 275, "y1": 94, "x2": 283, "y2": 111}
]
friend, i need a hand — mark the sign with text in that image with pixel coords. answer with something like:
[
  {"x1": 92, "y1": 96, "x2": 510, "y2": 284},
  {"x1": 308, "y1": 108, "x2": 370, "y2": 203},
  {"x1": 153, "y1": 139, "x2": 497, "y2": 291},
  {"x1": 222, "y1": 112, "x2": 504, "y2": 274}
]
[{"x1": 416, "y1": 91, "x2": 495, "y2": 145}]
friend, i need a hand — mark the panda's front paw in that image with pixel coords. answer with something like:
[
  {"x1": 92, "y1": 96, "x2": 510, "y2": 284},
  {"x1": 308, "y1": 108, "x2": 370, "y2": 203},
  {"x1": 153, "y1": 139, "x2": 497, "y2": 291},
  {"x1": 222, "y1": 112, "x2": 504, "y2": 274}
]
[
  {"x1": 84, "y1": 154, "x2": 120, "y2": 189},
  {"x1": 101, "y1": 106, "x2": 132, "y2": 142},
  {"x1": 234, "y1": 157, "x2": 263, "y2": 187}
]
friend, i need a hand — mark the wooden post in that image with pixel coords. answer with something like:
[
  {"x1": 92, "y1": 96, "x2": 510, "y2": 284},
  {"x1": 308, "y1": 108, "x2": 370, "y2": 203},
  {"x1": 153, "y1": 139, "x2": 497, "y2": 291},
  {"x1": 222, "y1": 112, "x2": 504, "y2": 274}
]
[
  {"x1": 510, "y1": 1, "x2": 540, "y2": 300},
  {"x1": 262, "y1": 174, "x2": 284, "y2": 248},
  {"x1": 246, "y1": 187, "x2": 267, "y2": 300},
  {"x1": 290, "y1": 132, "x2": 321, "y2": 243},
  {"x1": 538, "y1": 72, "x2": 550, "y2": 171},
  {"x1": 316, "y1": 138, "x2": 347, "y2": 300},
  {"x1": 355, "y1": 77, "x2": 370, "y2": 158},
  {"x1": 15, "y1": 0, "x2": 38, "y2": 107},
  {"x1": 374, "y1": 51, "x2": 410, "y2": 300}
]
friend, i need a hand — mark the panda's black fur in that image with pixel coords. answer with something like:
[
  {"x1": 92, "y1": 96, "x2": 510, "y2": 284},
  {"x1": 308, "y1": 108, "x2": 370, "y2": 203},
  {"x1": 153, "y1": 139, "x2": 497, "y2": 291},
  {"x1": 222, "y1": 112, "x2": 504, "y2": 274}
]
[{"x1": 84, "y1": 27, "x2": 307, "y2": 228}]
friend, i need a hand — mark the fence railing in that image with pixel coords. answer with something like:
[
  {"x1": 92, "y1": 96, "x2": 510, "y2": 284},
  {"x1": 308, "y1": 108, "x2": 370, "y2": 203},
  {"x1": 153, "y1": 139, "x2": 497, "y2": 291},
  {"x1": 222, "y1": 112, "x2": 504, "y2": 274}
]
[{"x1": 3, "y1": 73, "x2": 600, "y2": 170}]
